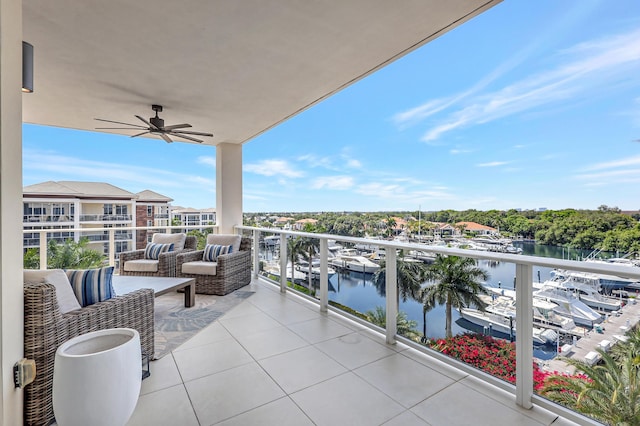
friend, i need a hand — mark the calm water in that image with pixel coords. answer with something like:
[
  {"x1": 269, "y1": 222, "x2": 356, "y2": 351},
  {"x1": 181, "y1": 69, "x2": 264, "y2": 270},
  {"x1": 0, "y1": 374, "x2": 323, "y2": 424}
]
[{"x1": 327, "y1": 242, "x2": 607, "y2": 360}]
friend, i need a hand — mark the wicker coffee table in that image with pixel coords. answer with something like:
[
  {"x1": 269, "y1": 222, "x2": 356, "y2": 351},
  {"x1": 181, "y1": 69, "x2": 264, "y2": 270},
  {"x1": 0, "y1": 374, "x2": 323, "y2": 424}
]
[{"x1": 113, "y1": 275, "x2": 196, "y2": 307}]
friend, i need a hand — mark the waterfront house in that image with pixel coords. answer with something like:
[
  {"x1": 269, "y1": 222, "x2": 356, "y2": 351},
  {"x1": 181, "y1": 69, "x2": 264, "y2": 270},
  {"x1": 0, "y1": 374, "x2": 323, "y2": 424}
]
[{"x1": 455, "y1": 221, "x2": 499, "y2": 236}]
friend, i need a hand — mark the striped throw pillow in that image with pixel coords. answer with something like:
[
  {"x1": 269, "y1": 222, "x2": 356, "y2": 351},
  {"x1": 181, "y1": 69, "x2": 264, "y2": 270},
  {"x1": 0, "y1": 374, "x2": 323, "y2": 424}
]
[
  {"x1": 144, "y1": 242, "x2": 174, "y2": 260},
  {"x1": 203, "y1": 244, "x2": 233, "y2": 262},
  {"x1": 66, "y1": 266, "x2": 115, "y2": 307}
]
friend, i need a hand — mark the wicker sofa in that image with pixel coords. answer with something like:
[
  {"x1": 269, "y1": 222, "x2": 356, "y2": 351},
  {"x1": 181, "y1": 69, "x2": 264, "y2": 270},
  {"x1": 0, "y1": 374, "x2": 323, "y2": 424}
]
[
  {"x1": 119, "y1": 234, "x2": 197, "y2": 277},
  {"x1": 23, "y1": 281, "x2": 154, "y2": 426},
  {"x1": 177, "y1": 235, "x2": 251, "y2": 295}
]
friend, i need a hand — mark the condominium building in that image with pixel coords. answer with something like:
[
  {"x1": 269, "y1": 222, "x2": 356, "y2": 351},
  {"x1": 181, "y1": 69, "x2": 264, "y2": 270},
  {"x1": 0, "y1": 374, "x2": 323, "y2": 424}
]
[
  {"x1": 170, "y1": 207, "x2": 216, "y2": 229},
  {"x1": 135, "y1": 190, "x2": 173, "y2": 249},
  {"x1": 23, "y1": 181, "x2": 174, "y2": 256}
]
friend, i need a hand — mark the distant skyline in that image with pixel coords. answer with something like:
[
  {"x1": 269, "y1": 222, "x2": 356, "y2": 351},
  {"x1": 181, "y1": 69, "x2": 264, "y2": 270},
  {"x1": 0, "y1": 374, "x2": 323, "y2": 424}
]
[{"x1": 23, "y1": 1, "x2": 640, "y2": 212}]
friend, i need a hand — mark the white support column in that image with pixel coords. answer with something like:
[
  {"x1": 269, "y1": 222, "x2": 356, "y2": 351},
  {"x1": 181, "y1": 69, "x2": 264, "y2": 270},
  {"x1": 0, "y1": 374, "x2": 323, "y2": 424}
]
[
  {"x1": 252, "y1": 230, "x2": 259, "y2": 279},
  {"x1": 515, "y1": 263, "x2": 533, "y2": 409},
  {"x1": 279, "y1": 235, "x2": 287, "y2": 293},
  {"x1": 39, "y1": 231, "x2": 47, "y2": 269},
  {"x1": 385, "y1": 248, "x2": 397, "y2": 345},
  {"x1": 216, "y1": 143, "x2": 242, "y2": 234},
  {"x1": 0, "y1": 0, "x2": 25, "y2": 421},
  {"x1": 319, "y1": 238, "x2": 328, "y2": 313},
  {"x1": 108, "y1": 229, "x2": 116, "y2": 267}
]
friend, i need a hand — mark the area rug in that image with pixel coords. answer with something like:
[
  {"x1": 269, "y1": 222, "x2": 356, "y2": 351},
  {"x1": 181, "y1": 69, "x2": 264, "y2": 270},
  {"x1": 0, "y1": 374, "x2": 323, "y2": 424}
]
[{"x1": 153, "y1": 290, "x2": 254, "y2": 359}]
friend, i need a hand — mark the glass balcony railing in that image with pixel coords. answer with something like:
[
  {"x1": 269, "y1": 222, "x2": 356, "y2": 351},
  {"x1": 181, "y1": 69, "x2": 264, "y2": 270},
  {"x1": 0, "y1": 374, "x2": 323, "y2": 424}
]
[
  {"x1": 79, "y1": 214, "x2": 132, "y2": 221},
  {"x1": 154, "y1": 214, "x2": 170, "y2": 219},
  {"x1": 236, "y1": 225, "x2": 640, "y2": 424},
  {"x1": 23, "y1": 215, "x2": 75, "y2": 223},
  {"x1": 22, "y1": 223, "x2": 640, "y2": 423}
]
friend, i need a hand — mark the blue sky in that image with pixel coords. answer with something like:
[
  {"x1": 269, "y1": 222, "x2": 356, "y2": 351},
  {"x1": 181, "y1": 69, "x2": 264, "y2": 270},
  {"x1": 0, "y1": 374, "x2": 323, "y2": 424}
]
[{"x1": 23, "y1": 1, "x2": 640, "y2": 212}]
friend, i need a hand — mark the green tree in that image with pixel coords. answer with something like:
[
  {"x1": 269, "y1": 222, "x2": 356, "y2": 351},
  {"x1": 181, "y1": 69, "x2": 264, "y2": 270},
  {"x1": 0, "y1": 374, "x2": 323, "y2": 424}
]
[
  {"x1": 419, "y1": 255, "x2": 489, "y2": 338},
  {"x1": 27, "y1": 238, "x2": 106, "y2": 269},
  {"x1": 365, "y1": 306, "x2": 420, "y2": 340},
  {"x1": 287, "y1": 237, "x2": 305, "y2": 286},
  {"x1": 372, "y1": 255, "x2": 428, "y2": 305},
  {"x1": 541, "y1": 348, "x2": 640, "y2": 424},
  {"x1": 385, "y1": 217, "x2": 397, "y2": 238}
]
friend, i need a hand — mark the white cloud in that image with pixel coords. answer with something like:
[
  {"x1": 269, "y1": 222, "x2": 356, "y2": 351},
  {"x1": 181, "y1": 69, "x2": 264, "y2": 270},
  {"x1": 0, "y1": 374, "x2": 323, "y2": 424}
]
[
  {"x1": 418, "y1": 28, "x2": 640, "y2": 142},
  {"x1": 450, "y1": 148, "x2": 472, "y2": 155},
  {"x1": 346, "y1": 159, "x2": 362, "y2": 168},
  {"x1": 23, "y1": 150, "x2": 215, "y2": 188},
  {"x1": 476, "y1": 161, "x2": 509, "y2": 167},
  {"x1": 310, "y1": 176, "x2": 354, "y2": 190},
  {"x1": 197, "y1": 156, "x2": 216, "y2": 167},
  {"x1": 244, "y1": 159, "x2": 304, "y2": 178},
  {"x1": 582, "y1": 155, "x2": 640, "y2": 171}
]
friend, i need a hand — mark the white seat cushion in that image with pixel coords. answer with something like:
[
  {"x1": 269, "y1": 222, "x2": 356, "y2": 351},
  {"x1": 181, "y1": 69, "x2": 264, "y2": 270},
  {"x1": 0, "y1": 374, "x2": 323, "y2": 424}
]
[
  {"x1": 124, "y1": 259, "x2": 159, "y2": 272},
  {"x1": 152, "y1": 233, "x2": 187, "y2": 251},
  {"x1": 24, "y1": 269, "x2": 82, "y2": 314},
  {"x1": 182, "y1": 261, "x2": 217, "y2": 276},
  {"x1": 206, "y1": 234, "x2": 241, "y2": 253}
]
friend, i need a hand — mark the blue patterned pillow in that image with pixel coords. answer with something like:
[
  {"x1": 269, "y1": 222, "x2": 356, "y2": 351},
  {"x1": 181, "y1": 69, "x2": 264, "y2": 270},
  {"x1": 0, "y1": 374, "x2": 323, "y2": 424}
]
[
  {"x1": 66, "y1": 266, "x2": 115, "y2": 307},
  {"x1": 203, "y1": 244, "x2": 233, "y2": 262},
  {"x1": 144, "y1": 242, "x2": 174, "y2": 260}
]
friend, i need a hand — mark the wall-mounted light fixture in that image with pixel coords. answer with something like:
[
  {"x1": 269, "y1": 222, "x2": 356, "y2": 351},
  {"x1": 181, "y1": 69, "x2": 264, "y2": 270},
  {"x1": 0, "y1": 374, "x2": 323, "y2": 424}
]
[{"x1": 22, "y1": 41, "x2": 34, "y2": 93}]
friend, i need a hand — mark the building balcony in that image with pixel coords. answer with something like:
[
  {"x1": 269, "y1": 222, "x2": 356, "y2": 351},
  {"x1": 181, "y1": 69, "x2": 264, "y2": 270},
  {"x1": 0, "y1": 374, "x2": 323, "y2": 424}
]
[
  {"x1": 79, "y1": 214, "x2": 132, "y2": 222},
  {"x1": 23, "y1": 224, "x2": 631, "y2": 424},
  {"x1": 154, "y1": 214, "x2": 170, "y2": 219},
  {"x1": 127, "y1": 276, "x2": 582, "y2": 425},
  {"x1": 23, "y1": 215, "x2": 74, "y2": 223}
]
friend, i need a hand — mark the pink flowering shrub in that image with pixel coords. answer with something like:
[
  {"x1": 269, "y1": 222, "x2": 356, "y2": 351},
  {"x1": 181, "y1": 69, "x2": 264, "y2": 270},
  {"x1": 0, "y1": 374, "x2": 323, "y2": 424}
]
[{"x1": 428, "y1": 333, "x2": 579, "y2": 391}]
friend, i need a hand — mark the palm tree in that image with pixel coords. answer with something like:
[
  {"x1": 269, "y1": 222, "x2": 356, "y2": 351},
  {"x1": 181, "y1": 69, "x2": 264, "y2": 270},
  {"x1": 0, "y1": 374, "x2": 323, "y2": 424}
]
[
  {"x1": 372, "y1": 255, "x2": 428, "y2": 304},
  {"x1": 611, "y1": 326, "x2": 640, "y2": 364},
  {"x1": 419, "y1": 254, "x2": 489, "y2": 338},
  {"x1": 43, "y1": 237, "x2": 106, "y2": 269},
  {"x1": 287, "y1": 236, "x2": 305, "y2": 287},
  {"x1": 541, "y1": 348, "x2": 640, "y2": 424},
  {"x1": 365, "y1": 306, "x2": 420, "y2": 341},
  {"x1": 385, "y1": 217, "x2": 397, "y2": 238}
]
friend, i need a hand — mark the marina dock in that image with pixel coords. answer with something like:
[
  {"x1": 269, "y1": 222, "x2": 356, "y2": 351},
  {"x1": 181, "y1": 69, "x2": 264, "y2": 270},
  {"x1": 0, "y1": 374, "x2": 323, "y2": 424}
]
[{"x1": 540, "y1": 296, "x2": 640, "y2": 374}]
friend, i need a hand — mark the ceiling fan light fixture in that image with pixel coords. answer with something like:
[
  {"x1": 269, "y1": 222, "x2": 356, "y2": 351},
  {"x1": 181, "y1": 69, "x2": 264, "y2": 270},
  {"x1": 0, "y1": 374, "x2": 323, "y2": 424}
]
[{"x1": 95, "y1": 105, "x2": 213, "y2": 144}]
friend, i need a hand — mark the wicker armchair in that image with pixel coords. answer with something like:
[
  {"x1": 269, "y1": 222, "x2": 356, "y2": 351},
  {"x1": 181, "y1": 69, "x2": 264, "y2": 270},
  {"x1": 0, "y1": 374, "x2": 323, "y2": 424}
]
[
  {"x1": 119, "y1": 234, "x2": 197, "y2": 277},
  {"x1": 23, "y1": 281, "x2": 154, "y2": 426},
  {"x1": 177, "y1": 236, "x2": 251, "y2": 295}
]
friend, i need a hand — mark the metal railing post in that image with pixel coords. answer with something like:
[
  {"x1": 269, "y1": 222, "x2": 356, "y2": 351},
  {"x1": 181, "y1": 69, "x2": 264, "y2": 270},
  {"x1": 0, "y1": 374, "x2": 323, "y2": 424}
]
[
  {"x1": 320, "y1": 238, "x2": 328, "y2": 312},
  {"x1": 253, "y1": 230, "x2": 260, "y2": 279},
  {"x1": 515, "y1": 263, "x2": 533, "y2": 408},
  {"x1": 108, "y1": 229, "x2": 116, "y2": 267},
  {"x1": 39, "y1": 230, "x2": 48, "y2": 270},
  {"x1": 279, "y1": 234, "x2": 287, "y2": 293},
  {"x1": 385, "y1": 247, "x2": 397, "y2": 345}
]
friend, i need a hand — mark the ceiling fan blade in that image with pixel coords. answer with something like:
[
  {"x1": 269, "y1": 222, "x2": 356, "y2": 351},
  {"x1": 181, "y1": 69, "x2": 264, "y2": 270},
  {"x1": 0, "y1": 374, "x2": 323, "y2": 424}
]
[
  {"x1": 131, "y1": 131, "x2": 150, "y2": 138},
  {"x1": 135, "y1": 115, "x2": 159, "y2": 130},
  {"x1": 95, "y1": 118, "x2": 147, "y2": 129},
  {"x1": 159, "y1": 133, "x2": 173, "y2": 143},
  {"x1": 163, "y1": 123, "x2": 192, "y2": 131},
  {"x1": 172, "y1": 130, "x2": 214, "y2": 137},
  {"x1": 95, "y1": 127, "x2": 147, "y2": 130},
  {"x1": 170, "y1": 133, "x2": 204, "y2": 143}
]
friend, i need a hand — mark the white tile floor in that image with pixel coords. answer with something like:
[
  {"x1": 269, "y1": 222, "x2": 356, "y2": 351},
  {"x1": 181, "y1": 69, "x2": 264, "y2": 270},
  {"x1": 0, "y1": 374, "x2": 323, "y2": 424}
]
[{"x1": 127, "y1": 279, "x2": 582, "y2": 426}]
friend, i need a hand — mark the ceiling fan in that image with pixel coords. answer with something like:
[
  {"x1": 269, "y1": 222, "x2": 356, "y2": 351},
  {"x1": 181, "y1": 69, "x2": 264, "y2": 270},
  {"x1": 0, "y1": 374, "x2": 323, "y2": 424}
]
[{"x1": 95, "y1": 104, "x2": 213, "y2": 143}]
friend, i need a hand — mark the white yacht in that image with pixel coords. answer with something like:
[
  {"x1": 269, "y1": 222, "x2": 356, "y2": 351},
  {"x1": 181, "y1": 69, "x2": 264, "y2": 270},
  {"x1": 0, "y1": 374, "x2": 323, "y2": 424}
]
[
  {"x1": 534, "y1": 279, "x2": 622, "y2": 312},
  {"x1": 295, "y1": 259, "x2": 337, "y2": 279},
  {"x1": 533, "y1": 284, "x2": 603, "y2": 327},
  {"x1": 483, "y1": 288, "x2": 585, "y2": 335},
  {"x1": 328, "y1": 249, "x2": 381, "y2": 274},
  {"x1": 460, "y1": 301, "x2": 551, "y2": 345}
]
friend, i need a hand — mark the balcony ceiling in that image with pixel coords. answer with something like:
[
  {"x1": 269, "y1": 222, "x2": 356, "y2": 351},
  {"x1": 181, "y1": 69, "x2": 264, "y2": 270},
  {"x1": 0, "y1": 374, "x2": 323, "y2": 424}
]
[{"x1": 22, "y1": 0, "x2": 500, "y2": 146}]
